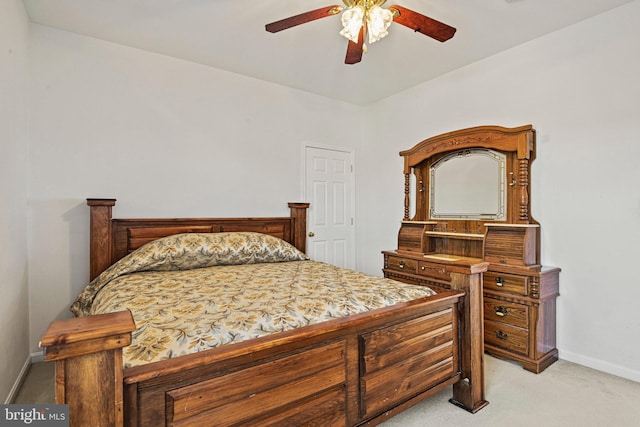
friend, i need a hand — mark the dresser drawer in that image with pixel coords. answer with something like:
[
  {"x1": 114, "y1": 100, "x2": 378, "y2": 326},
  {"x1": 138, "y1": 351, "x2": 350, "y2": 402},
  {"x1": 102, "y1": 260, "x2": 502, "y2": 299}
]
[
  {"x1": 484, "y1": 271, "x2": 528, "y2": 296},
  {"x1": 417, "y1": 261, "x2": 450, "y2": 281},
  {"x1": 484, "y1": 298, "x2": 529, "y2": 329},
  {"x1": 485, "y1": 320, "x2": 529, "y2": 356},
  {"x1": 386, "y1": 255, "x2": 418, "y2": 274}
]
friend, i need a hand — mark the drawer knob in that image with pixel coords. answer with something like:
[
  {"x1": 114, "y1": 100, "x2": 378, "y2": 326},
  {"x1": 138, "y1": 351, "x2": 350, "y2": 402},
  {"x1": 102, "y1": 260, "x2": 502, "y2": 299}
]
[
  {"x1": 494, "y1": 306, "x2": 508, "y2": 317},
  {"x1": 495, "y1": 330, "x2": 509, "y2": 340},
  {"x1": 495, "y1": 277, "x2": 504, "y2": 287},
  {"x1": 398, "y1": 261, "x2": 405, "y2": 269}
]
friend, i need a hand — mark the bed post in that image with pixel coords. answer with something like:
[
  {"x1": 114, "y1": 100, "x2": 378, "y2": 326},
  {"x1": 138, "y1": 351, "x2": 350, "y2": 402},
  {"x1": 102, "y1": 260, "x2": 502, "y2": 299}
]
[
  {"x1": 449, "y1": 262, "x2": 490, "y2": 413},
  {"x1": 39, "y1": 310, "x2": 136, "y2": 427},
  {"x1": 288, "y1": 202, "x2": 309, "y2": 254},
  {"x1": 87, "y1": 198, "x2": 116, "y2": 281}
]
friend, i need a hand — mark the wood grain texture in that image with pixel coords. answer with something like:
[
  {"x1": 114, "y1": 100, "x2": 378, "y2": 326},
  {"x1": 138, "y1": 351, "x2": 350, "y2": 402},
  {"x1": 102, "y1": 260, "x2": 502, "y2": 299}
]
[
  {"x1": 266, "y1": 5, "x2": 341, "y2": 33},
  {"x1": 40, "y1": 198, "x2": 485, "y2": 426},
  {"x1": 345, "y1": 27, "x2": 364, "y2": 65},
  {"x1": 87, "y1": 199, "x2": 309, "y2": 279},
  {"x1": 40, "y1": 310, "x2": 135, "y2": 354},
  {"x1": 40, "y1": 311, "x2": 135, "y2": 427},
  {"x1": 87, "y1": 199, "x2": 115, "y2": 281},
  {"x1": 389, "y1": 5, "x2": 456, "y2": 42},
  {"x1": 167, "y1": 341, "x2": 347, "y2": 426},
  {"x1": 389, "y1": 124, "x2": 561, "y2": 374}
]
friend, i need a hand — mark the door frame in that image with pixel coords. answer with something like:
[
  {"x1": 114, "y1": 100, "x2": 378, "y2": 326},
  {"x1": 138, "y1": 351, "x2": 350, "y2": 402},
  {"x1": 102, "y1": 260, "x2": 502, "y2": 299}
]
[{"x1": 301, "y1": 142, "x2": 356, "y2": 269}]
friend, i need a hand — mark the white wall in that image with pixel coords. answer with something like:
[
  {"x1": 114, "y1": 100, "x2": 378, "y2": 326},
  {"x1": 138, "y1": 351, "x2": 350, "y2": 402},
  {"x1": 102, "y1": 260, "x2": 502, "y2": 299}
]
[
  {"x1": 0, "y1": 0, "x2": 30, "y2": 402},
  {"x1": 27, "y1": 25, "x2": 363, "y2": 353},
  {"x1": 359, "y1": 1, "x2": 640, "y2": 381}
]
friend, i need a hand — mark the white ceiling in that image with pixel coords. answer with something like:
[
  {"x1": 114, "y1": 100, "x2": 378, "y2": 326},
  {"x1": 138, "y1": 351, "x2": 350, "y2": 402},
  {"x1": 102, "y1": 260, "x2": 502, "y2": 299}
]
[{"x1": 23, "y1": 0, "x2": 634, "y2": 105}]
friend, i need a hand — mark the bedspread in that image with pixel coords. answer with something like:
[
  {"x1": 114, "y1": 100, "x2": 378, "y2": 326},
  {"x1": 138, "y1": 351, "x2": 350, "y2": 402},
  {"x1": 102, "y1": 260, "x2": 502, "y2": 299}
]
[
  {"x1": 70, "y1": 232, "x2": 436, "y2": 367},
  {"x1": 90, "y1": 261, "x2": 435, "y2": 367}
]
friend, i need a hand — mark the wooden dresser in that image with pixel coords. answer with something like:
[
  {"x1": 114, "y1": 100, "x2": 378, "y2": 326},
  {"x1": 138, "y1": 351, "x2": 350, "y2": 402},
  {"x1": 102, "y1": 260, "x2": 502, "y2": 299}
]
[{"x1": 383, "y1": 125, "x2": 560, "y2": 373}]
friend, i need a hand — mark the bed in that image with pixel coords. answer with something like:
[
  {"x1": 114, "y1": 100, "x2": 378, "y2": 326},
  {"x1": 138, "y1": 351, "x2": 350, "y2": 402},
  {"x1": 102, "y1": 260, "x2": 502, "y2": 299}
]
[{"x1": 39, "y1": 199, "x2": 488, "y2": 427}]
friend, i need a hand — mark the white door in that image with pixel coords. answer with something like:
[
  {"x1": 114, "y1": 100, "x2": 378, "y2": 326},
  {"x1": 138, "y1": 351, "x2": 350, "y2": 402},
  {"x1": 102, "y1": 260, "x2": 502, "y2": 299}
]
[{"x1": 304, "y1": 145, "x2": 355, "y2": 269}]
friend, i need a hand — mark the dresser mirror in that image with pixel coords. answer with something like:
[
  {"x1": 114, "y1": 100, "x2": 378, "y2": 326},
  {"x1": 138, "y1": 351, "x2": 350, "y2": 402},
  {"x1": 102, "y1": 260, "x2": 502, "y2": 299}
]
[
  {"x1": 429, "y1": 148, "x2": 506, "y2": 220},
  {"x1": 400, "y1": 124, "x2": 536, "y2": 227}
]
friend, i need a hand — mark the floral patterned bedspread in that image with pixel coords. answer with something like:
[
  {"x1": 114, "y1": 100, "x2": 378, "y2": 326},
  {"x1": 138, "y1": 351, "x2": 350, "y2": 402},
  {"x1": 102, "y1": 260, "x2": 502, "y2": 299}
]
[{"x1": 70, "y1": 232, "x2": 436, "y2": 367}]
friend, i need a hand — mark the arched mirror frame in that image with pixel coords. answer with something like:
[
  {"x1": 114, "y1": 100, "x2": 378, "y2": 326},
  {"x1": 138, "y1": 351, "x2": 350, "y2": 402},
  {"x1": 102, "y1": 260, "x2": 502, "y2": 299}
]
[{"x1": 400, "y1": 125, "x2": 538, "y2": 255}]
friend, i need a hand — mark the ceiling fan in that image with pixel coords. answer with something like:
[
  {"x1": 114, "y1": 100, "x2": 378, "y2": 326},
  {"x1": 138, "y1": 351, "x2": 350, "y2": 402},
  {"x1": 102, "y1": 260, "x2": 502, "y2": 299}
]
[{"x1": 266, "y1": 0, "x2": 456, "y2": 64}]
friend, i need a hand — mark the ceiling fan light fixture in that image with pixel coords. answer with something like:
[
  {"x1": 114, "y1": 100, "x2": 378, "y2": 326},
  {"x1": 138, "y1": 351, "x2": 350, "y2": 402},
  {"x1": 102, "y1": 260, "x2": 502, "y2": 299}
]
[
  {"x1": 340, "y1": 1, "x2": 394, "y2": 46},
  {"x1": 366, "y1": 5, "x2": 394, "y2": 43},
  {"x1": 340, "y1": 5, "x2": 365, "y2": 43},
  {"x1": 265, "y1": 0, "x2": 456, "y2": 65}
]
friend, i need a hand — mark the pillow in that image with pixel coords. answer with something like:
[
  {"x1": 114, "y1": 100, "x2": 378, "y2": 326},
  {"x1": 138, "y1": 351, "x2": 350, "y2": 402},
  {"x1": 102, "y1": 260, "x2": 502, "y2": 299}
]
[{"x1": 140, "y1": 231, "x2": 309, "y2": 270}]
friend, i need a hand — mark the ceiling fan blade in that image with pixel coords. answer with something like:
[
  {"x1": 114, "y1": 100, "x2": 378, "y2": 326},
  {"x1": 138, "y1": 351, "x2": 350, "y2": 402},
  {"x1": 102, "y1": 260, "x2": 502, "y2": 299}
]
[
  {"x1": 345, "y1": 27, "x2": 364, "y2": 64},
  {"x1": 266, "y1": 5, "x2": 342, "y2": 33},
  {"x1": 389, "y1": 5, "x2": 456, "y2": 42}
]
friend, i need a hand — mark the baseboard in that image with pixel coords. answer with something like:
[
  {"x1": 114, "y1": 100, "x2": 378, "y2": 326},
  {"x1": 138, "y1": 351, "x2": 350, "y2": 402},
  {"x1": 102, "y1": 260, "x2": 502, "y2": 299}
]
[
  {"x1": 559, "y1": 349, "x2": 640, "y2": 383},
  {"x1": 3, "y1": 354, "x2": 31, "y2": 404},
  {"x1": 30, "y1": 350, "x2": 44, "y2": 364},
  {"x1": 3, "y1": 351, "x2": 46, "y2": 404}
]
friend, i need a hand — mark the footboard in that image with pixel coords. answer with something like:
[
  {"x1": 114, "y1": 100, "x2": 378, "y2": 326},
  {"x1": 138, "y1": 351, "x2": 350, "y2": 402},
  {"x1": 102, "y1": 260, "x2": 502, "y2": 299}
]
[
  {"x1": 163, "y1": 339, "x2": 351, "y2": 426},
  {"x1": 359, "y1": 306, "x2": 459, "y2": 420},
  {"x1": 40, "y1": 291, "x2": 483, "y2": 427}
]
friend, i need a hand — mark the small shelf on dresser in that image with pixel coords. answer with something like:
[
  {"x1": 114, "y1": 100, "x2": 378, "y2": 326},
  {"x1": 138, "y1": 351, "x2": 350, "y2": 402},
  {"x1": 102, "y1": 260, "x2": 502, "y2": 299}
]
[
  {"x1": 423, "y1": 231, "x2": 485, "y2": 240},
  {"x1": 422, "y1": 253, "x2": 484, "y2": 265},
  {"x1": 423, "y1": 229, "x2": 484, "y2": 261}
]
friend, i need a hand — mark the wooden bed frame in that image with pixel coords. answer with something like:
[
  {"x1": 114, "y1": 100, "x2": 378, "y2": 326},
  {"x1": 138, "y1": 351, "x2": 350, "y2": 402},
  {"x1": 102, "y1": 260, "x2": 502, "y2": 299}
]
[{"x1": 40, "y1": 199, "x2": 488, "y2": 427}]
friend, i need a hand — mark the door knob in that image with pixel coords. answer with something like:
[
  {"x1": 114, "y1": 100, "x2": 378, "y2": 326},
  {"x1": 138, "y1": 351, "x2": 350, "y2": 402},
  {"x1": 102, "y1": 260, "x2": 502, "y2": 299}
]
[{"x1": 308, "y1": 231, "x2": 315, "y2": 237}]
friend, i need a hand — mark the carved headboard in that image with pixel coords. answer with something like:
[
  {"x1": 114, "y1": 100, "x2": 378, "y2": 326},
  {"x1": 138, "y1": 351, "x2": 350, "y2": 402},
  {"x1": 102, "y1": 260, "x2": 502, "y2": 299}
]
[{"x1": 86, "y1": 199, "x2": 309, "y2": 281}]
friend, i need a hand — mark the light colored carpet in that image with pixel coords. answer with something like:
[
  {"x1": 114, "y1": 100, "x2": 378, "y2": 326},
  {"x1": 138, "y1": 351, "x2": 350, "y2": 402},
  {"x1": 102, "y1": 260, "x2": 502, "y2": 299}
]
[
  {"x1": 13, "y1": 355, "x2": 640, "y2": 426},
  {"x1": 380, "y1": 355, "x2": 640, "y2": 427},
  {"x1": 12, "y1": 361, "x2": 55, "y2": 405}
]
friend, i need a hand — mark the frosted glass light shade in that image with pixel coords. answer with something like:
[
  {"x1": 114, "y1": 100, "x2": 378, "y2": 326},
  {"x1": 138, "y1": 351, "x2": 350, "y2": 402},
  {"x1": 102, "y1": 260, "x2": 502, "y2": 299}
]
[
  {"x1": 340, "y1": 6, "x2": 365, "y2": 43},
  {"x1": 367, "y1": 5, "x2": 393, "y2": 43}
]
